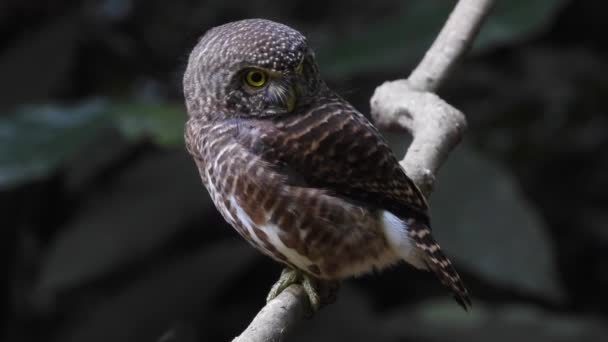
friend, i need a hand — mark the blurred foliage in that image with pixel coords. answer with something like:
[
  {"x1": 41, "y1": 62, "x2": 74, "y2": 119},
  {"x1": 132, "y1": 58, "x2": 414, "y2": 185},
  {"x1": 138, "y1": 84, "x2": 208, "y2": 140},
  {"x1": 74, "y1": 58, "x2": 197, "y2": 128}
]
[
  {"x1": 287, "y1": 295, "x2": 608, "y2": 342},
  {"x1": 380, "y1": 133, "x2": 564, "y2": 301},
  {"x1": 473, "y1": 0, "x2": 567, "y2": 50},
  {"x1": 0, "y1": 102, "x2": 108, "y2": 188},
  {"x1": 37, "y1": 152, "x2": 205, "y2": 296},
  {"x1": 319, "y1": 0, "x2": 567, "y2": 76},
  {"x1": 432, "y1": 144, "x2": 563, "y2": 301},
  {"x1": 112, "y1": 102, "x2": 185, "y2": 146},
  {"x1": 0, "y1": 99, "x2": 185, "y2": 189},
  {"x1": 52, "y1": 241, "x2": 256, "y2": 342}
]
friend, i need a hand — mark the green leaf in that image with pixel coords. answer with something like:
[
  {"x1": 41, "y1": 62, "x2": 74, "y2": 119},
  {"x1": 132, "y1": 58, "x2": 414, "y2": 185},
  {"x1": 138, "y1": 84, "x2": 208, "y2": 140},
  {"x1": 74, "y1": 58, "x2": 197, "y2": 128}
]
[
  {"x1": 0, "y1": 100, "x2": 110, "y2": 188},
  {"x1": 318, "y1": 0, "x2": 566, "y2": 78},
  {"x1": 430, "y1": 144, "x2": 564, "y2": 301},
  {"x1": 0, "y1": 99, "x2": 187, "y2": 189},
  {"x1": 318, "y1": 2, "x2": 452, "y2": 77},
  {"x1": 474, "y1": 0, "x2": 567, "y2": 50},
  {"x1": 110, "y1": 102, "x2": 186, "y2": 147},
  {"x1": 36, "y1": 152, "x2": 213, "y2": 296}
]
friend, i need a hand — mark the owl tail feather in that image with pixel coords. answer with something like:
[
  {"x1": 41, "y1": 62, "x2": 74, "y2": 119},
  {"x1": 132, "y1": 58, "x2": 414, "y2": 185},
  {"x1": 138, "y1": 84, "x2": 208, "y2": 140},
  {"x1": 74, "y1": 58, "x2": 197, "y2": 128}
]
[{"x1": 408, "y1": 221, "x2": 471, "y2": 311}]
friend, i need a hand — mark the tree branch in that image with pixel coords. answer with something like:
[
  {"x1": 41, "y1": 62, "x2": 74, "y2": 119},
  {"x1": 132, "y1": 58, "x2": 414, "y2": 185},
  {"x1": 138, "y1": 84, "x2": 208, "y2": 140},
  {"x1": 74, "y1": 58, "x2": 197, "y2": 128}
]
[
  {"x1": 372, "y1": 0, "x2": 494, "y2": 195},
  {"x1": 233, "y1": 285, "x2": 309, "y2": 342},
  {"x1": 408, "y1": 0, "x2": 495, "y2": 93},
  {"x1": 233, "y1": 0, "x2": 494, "y2": 340}
]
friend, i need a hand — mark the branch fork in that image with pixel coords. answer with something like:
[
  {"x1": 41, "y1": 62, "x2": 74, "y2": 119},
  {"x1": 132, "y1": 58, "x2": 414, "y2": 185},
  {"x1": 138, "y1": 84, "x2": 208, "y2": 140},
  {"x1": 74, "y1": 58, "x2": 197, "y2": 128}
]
[{"x1": 371, "y1": 79, "x2": 467, "y2": 196}]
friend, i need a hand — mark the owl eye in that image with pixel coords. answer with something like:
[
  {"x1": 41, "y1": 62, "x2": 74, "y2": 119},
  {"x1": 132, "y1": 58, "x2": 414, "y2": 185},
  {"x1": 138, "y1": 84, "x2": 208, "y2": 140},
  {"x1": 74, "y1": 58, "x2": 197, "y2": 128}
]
[{"x1": 244, "y1": 69, "x2": 267, "y2": 88}]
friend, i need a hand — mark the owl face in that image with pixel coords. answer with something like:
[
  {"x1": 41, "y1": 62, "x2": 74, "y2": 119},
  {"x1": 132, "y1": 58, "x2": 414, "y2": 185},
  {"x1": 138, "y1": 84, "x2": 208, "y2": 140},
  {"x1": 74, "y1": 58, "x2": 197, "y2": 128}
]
[
  {"x1": 184, "y1": 19, "x2": 324, "y2": 120},
  {"x1": 223, "y1": 51, "x2": 323, "y2": 118}
]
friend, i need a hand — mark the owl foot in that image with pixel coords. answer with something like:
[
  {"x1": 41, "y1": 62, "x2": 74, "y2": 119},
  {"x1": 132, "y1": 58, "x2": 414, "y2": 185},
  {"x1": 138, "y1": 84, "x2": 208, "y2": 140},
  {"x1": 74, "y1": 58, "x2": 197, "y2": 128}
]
[{"x1": 266, "y1": 268, "x2": 339, "y2": 314}]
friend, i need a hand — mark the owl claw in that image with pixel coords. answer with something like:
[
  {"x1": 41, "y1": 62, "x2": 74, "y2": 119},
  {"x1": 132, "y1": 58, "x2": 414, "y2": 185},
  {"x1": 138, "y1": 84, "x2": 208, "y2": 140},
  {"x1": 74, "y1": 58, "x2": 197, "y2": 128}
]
[
  {"x1": 266, "y1": 268, "x2": 337, "y2": 314},
  {"x1": 266, "y1": 268, "x2": 300, "y2": 303},
  {"x1": 300, "y1": 274, "x2": 322, "y2": 312}
]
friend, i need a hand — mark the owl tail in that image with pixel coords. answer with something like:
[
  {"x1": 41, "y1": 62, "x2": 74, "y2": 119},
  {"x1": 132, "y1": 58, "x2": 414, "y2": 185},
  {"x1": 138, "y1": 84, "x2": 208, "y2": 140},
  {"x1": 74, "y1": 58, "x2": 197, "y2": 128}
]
[{"x1": 408, "y1": 221, "x2": 471, "y2": 311}]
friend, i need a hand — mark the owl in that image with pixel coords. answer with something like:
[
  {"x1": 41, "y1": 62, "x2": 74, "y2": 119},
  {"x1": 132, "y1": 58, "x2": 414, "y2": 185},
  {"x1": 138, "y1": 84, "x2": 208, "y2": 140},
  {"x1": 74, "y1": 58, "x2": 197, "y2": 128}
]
[{"x1": 183, "y1": 19, "x2": 470, "y2": 310}]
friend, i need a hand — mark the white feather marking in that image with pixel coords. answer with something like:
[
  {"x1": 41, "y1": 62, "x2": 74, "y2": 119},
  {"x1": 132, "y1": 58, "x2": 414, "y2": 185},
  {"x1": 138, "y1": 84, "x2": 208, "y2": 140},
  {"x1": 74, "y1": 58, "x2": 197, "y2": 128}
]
[
  {"x1": 228, "y1": 196, "x2": 313, "y2": 268},
  {"x1": 381, "y1": 211, "x2": 426, "y2": 269},
  {"x1": 230, "y1": 196, "x2": 265, "y2": 247},
  {"x1": 204, "y1": 168, "x2": 219, "y2": 203},
  {"x1": 213, "y1": 144, "x2": 233, "y2": 170},
  {"x1": 261, "y1": 223, "x2": 313, "y2": 269}
]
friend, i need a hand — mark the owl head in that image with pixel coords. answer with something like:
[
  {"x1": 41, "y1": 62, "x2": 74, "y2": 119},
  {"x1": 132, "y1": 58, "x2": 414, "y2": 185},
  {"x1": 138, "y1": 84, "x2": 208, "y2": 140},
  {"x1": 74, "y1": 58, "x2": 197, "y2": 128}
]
[{"x1": 184, "y1": 19, "x2": 324, "y2": 119}]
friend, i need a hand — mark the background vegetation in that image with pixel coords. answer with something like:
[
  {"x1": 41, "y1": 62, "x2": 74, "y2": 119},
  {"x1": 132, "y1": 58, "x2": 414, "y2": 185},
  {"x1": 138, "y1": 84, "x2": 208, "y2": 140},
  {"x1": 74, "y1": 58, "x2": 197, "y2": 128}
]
[{"x1": 1, "y1": 0, "x2": 607, "y2": 341}]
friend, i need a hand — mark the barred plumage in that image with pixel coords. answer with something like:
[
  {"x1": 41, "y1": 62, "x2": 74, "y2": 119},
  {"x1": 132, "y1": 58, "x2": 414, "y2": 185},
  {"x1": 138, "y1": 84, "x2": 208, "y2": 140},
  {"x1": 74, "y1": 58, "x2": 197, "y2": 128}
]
[{"x1": 183, "y1": 18, "x2": 470, "y2": 310}]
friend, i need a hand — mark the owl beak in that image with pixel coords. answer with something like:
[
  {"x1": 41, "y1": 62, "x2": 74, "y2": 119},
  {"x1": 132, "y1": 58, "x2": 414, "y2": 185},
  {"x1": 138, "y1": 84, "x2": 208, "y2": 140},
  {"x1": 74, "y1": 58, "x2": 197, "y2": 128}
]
[
  {"x1": 285, "y1": 74, "x2": 310, "y2": 112},
  {"x1": 266, "y1": 75, "x2": 297, "y2": 113},
  {"x1": 285, "y1": 86, "x2": 296, "y2": 112}
]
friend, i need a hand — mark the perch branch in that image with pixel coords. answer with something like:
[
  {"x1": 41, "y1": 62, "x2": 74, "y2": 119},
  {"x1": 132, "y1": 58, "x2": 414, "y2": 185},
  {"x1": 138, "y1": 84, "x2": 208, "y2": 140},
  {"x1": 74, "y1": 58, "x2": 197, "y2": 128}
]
[
  {"x1": 233, "y1": 0, "x2": 494, "y2": 341},
  {"x1": 233, "y1": 285, "x2": 309, "y2": 342}
]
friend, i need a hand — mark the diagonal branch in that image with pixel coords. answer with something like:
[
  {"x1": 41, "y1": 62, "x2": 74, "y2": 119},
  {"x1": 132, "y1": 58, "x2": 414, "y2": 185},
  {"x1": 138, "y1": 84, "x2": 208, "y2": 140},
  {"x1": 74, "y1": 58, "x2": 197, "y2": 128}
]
[
  {"x1": 232, "y1": 285, "x2": 309, "y2": 342},
  {"x1": 233, "y1": 1, "x2": 494, "y2": 341},
  {"x1": 408, "y1": 0, "x2": 495, "y2": 93},
  {"x1": 372, "y1": 0, "x2": 494, "y2": 196}
]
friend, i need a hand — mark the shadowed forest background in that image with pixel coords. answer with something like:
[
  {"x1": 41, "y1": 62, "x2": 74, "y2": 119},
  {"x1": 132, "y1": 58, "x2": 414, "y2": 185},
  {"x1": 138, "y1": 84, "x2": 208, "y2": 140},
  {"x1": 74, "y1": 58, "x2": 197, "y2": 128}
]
[{"x1": 1, "y1": 0, "x2": 608, "y2": 341}]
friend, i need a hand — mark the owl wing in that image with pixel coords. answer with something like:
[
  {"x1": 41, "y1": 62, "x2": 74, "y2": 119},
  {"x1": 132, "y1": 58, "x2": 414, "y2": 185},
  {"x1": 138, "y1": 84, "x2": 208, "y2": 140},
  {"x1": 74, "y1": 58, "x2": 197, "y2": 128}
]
[
  {"x1": 237, "y1": 101, "x2": 430, "y2": 223},
  {"x1": 235, "y1": 103, "x2": 470, "y2": 309}
]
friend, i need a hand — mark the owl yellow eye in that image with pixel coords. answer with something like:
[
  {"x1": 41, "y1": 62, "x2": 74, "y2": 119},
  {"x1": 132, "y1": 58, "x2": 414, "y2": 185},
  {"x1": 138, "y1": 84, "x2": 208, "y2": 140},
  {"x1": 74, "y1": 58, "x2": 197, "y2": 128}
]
[{"x1": 244, "y1": 69, "x2": 267, "y2": 87}]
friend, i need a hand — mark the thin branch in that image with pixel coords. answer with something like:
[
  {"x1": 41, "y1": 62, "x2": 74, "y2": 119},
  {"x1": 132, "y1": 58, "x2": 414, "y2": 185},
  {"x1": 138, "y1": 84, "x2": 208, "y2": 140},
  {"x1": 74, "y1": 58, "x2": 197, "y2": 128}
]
[
  {"x1": 408, "y1": 0, "x2": 495, "y2": 92},
  {"x1": 234, "y1": 0, "x2": 494, "y2": 340},
  {"x1": 233, "y1": 285, "x2": 309, "y2": 342},
  {"x1": 372, "y1": 0, "x2": 494, "y2": 195}
]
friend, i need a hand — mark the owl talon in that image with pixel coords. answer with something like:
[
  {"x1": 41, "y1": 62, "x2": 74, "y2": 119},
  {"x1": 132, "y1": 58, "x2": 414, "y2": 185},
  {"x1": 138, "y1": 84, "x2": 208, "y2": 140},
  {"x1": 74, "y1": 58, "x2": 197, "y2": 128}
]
[
  {"x1": 266, "y1": 268, "x2": 335, "y2": 314},
  {"x1": 301, "y1": 274, "x2": 322, "y2": 312},
  {"x1": 266, "y1": 268, "x2": 300, "y2": 303}
]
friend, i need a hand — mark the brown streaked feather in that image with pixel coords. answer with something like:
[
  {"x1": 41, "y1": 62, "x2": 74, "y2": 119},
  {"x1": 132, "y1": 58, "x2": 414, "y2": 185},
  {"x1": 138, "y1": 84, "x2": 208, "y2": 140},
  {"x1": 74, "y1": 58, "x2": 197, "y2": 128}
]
[
  {"x1": 408, "y1": 220, "x2": 471, "y2": 310},
  {"x1": 231, "y1": 98, "x2": 470, "y2": 308},
  {"x1": 236, "y1": 97, "x2": 429, "y2": 223},
  {"x1": 185, "y1": 115, "x2": 398, "y2": 280}
]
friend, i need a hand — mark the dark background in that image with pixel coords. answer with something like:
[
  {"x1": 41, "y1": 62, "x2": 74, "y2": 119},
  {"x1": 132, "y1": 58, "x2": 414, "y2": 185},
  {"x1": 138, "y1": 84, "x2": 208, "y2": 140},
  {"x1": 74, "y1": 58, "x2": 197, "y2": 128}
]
[{"x1": 2, "y1": 0, "x2": 607, "y2": 341}]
